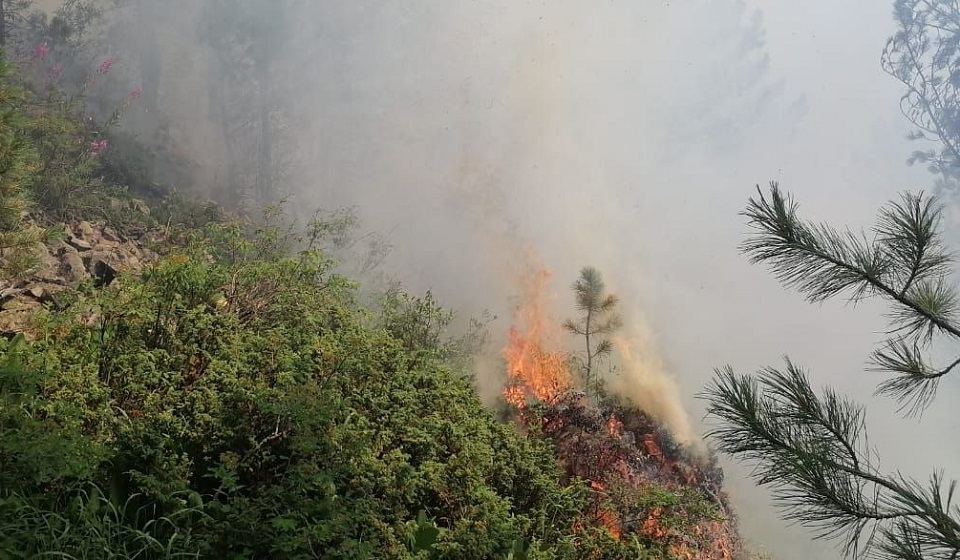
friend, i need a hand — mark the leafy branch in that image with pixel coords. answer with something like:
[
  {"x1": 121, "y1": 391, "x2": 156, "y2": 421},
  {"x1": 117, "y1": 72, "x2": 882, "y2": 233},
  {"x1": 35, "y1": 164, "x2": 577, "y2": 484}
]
[{"x1": 881, "y1": 0, "x2": 960, "y2": 186}]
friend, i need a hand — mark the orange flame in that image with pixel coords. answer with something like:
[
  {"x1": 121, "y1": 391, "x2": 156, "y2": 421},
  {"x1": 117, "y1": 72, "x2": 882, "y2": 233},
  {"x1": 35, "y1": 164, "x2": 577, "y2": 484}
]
[
  {"x1": 500, "y1": 265, "x2": 738, "y2": 556},
  {"x1": 502, "y1": 267, "x2": 573, "y2": 408},
  {"x1": 589, "y1": 481, "x2": 622, "y2": 539},
  {"x1": 597, "y1": 508, "x2": 622, "y2": 539},
  {"x1": 643, "y1": 435, "x2": 663, "y2": 462},
  {"x1": 606, "y1": 415, "x2": 624, "y2": 438},
  {"x1": 642, "y1": 507, "x2": 668, "y2": 540}
]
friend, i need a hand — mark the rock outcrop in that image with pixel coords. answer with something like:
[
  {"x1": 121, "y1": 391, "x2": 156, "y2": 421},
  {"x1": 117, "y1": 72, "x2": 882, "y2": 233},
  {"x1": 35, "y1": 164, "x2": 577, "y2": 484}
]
[{"x1": 0, "y1": 221, "x2": 159, "y2": 338}]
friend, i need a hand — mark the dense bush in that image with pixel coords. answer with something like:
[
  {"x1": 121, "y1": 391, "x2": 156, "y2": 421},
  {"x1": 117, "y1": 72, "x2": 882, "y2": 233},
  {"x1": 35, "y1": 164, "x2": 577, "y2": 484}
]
[
  {"x1": 0, "y1": 218, "x2": 657, "y2": 558},
  {"x1": 0, "y1": 20, "x2": 708, "y2": 559},
  {"x1": 0, "y1": 51, "x2": 43, "y2": 279}
]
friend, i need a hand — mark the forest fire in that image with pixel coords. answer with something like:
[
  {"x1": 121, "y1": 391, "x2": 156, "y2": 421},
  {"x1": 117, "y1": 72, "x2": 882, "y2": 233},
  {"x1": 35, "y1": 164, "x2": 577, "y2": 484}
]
[
  {"x1": 606, "y1": 414, "x2": 624, "y2": 438},
  {"x1": 502, "y1": 324, "x2": 572, "y2": 408},
  {"x1": 502, "y1": 267, "x2": 572, "y2": 408},
  {"x1": 500, "y1": 266, "x2": 742, "y2": 558}
]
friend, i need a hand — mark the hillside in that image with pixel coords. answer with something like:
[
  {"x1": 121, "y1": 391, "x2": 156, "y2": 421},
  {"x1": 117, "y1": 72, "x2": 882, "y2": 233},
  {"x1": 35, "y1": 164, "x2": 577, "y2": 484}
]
[
  {"x1": 0, "y1": 7, "x2": 752, "y2": 559},
  {"x1": 1, "y1": 218, "x2": 746, "y2": 560}
]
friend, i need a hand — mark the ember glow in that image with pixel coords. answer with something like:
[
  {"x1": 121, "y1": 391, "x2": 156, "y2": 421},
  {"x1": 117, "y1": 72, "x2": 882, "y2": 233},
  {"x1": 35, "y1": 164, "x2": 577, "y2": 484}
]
[
  {"x1": 500, "y1": 265, "x2": 740, "y2": 556},
  {"x1": 606, "y1": 415, "x2": 624, "y2": 438}
]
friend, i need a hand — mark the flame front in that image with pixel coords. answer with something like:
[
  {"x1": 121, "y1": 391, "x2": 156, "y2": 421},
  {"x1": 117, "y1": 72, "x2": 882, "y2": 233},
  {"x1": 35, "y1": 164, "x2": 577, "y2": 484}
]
[
  {"x1": 502, "y1": 267, "x2": 573, "y2": 408},
  {"x1": 499, "y1": 264, "x2": 739, "y2": 556},
  {"x1": 606, "y1": 415, "x2": 624, "y2": 438}
]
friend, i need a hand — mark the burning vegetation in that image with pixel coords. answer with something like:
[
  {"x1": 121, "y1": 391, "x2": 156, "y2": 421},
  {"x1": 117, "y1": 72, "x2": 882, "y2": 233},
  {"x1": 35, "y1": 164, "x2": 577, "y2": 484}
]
[{"x1": 502, "y1": 265, "x2": 743, "y2": 559}]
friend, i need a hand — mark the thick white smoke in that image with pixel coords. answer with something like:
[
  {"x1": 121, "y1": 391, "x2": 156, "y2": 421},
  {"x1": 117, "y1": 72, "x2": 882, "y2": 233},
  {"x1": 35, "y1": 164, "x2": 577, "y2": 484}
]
[{"x1": 89, "y1": 0, "x2": 960, "y2": 557}]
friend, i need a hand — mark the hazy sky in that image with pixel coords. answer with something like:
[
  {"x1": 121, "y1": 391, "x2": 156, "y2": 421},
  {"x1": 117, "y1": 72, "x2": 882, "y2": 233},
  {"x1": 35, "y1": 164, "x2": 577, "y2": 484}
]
[{"x1": 283, "y1": 2, "x2": 956, "y2": 557}]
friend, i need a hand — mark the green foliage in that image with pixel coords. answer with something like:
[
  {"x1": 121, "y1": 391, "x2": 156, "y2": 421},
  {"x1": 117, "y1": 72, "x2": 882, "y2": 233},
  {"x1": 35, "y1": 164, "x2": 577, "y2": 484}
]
[
  {"x1": 705, "y1": 363, "x2": 960, "y2": 559},
  {"x1": 604, "y1": 479, "x2": 721, "y2": 555},
  {"x1": 21, "y1": 75, "x2": 120, "y2": 220},
  {"x1": 742, "y1": 183, "x2": 955, "y2": 413},
  {"x1": 0, "y1": 49, "x2": 43, "y2": 279},
  {"x1": 379, "y1": 288, "x2": 491, "y2": 377},
  {"x1": 0, "y1": 31, "x2": 712, "y2": 559},
  {"x1": 0, "y1": 218, "x2": 637, "y2": 558},
  {"x1": 0, "y1": 333, "x2": 101, "y2": 494},
  {"x1": 152, "y1": 190, "x2": 225, "y2": 233},
  {"x1": 705, "y1": 183, "x2": 960, "y2": 559},
  {"x1": 0, "y1": 4, "x2": 162, "y2": 226},
  {"x1": 408, "y1": 510, "x2": 441, "y2": 553},
  {"x1": 564, "y1": 267, "x2": 622, "y2": 398},
  {"x1": 882, "y1": 1, "x2": 960, "y2": 192},
  {"x1": 0, "y1": 483, "x2": 204, "y2": 559}
]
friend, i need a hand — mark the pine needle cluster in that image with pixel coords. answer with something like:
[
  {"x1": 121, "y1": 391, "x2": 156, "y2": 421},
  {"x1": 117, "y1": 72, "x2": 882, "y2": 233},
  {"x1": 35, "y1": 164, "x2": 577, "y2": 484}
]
[
  {"x1": 703, "y1": 182, "x2": 960, "y2": 559},
  {"x1": 742, "y1": 182, "x2": 956, "y2": 414}
]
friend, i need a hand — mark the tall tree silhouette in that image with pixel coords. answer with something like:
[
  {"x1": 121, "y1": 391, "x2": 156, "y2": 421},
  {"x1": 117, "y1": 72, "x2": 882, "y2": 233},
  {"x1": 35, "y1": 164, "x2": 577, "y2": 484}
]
[
  {"x1": 201, "y1": 0, "x2": 296, "y2": 208},
  {"x1": 882, "y1": 0, "x2": 960, "y2": 193}
]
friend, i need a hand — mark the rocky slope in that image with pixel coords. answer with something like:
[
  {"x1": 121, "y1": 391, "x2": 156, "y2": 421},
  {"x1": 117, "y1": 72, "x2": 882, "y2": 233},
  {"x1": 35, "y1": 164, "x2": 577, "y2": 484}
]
[{"x1": 0, "y1": 220, "x2": 159, "y2": 337}]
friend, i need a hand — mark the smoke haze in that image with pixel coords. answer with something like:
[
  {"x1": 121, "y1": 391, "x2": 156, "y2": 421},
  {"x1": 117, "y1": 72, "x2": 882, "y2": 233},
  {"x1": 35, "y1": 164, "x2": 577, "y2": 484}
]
[{"x1": 92, "y1": 0, "x2": 960, "y2": 557}]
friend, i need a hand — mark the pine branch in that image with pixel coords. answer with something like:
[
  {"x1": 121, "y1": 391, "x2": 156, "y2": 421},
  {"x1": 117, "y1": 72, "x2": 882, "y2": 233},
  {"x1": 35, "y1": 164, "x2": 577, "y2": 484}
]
[
  {"x1": 891, "y1": 277, "x2": 960, "y2": 344},
  {"x1": 562, "y1": 318, "x2": 586, "y2": 336},
  {"x1": 870, "y1": 338, "x2": 960, "y2": 416},
  {"x1": 875, "y1": 192, "x2": 949, "y2": 299},
  {"x1": 702, "y1": 363, "x2": 960, "y2": 558},
  {"x1": 599, "y1": 294, "x2": 619, "y2": 313},
  {"x1": 742, "y1": 183, "x2": 895, "y2": 305},
  {"x1": 743, "y1": 183, "x2": 960, "y2": 412},
  {"x1": 591, "y1": 338, "x2": 613, "y2": 361}
]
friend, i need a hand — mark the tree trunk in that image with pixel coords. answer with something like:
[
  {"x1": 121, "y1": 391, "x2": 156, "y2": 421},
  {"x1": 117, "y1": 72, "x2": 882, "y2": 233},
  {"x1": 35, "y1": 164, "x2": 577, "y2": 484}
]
[
  {"x1": 212, "y1": 67, "x2": 239, "y2": 206},
  {"x1": 255, "y1": 58, "x2": 273, "y2": 204},
  {"x1": 0, "y1": 0, "x2": 7, "y2": 48},
  {"x1": 584, "y1": 309, "x2": 593, "y2": 396},
  {"x1": 136, "y1": 0, "x2": 162, "y2": 119}
]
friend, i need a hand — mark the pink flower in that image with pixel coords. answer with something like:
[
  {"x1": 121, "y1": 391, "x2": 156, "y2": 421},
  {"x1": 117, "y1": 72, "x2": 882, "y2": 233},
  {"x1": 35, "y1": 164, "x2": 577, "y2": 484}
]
[
  {"x1": 31, "y1": 42, "x2": 50, "y2": 60},
  {"x1": 89, "y1": 139, "x2": 109, "y2": 157},
  {"x1": 50, "y1": 63, "x2": 63, "y2": 79},
  {"x1": 97, "y1": 57, "x2": 115, "y2": 75},
  {"x1": 129, "y1": 87, "x2": 142, "y2": 100}
]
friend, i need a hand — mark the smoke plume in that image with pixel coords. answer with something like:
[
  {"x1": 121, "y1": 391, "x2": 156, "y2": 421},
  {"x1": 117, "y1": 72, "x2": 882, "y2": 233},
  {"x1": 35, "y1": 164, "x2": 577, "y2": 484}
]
[{"x1": 64, "y1": 0, "x2": 960, "y2": 557}]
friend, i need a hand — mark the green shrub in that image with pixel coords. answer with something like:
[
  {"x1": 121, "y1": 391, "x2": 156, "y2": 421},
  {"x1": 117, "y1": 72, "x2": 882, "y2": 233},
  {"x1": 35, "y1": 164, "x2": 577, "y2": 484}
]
[
  {"x1": 2, "y1": 221, "x2": 642, "y2": 558},
  {"x1": 0, "y1": 51, "x2": 43, "y2": 279}
]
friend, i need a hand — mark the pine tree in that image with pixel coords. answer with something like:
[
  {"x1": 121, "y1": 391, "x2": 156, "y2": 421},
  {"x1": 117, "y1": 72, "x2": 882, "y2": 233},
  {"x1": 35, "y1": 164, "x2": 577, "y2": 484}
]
[
  {"x1": 882, "y1": 1, "x2": 960, "y2": 193},
  {"x1": 702, "y1": 182, "x2": 960, "y2": 559},
  {"x1": 564, "y1": 267, "x2": 621, "y2": 399},
  {"x1": 0, "y1": 50, "x2": 41, "y2": 280},
  {"x1": 201, "y1": 0, "x2": 295, "y2": 209}
]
